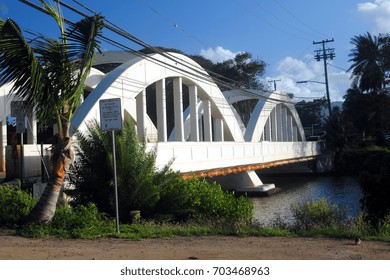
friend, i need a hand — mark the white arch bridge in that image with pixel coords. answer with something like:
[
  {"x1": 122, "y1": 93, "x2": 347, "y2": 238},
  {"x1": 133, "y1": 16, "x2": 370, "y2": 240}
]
[{"x1": 70, "y1": 51, "x2": 322, "y2": 192}]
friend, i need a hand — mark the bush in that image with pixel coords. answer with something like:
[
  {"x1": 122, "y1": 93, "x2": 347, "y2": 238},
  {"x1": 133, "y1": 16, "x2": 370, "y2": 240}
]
[
  {"x1": 0, "y1": 185, "x2": 36, "y2": 226},
  {"x1": 70, "y1": 120, "x2": 253, "y2": 225},
  {"x1": 182, "y1": 177, "x2": 253, "y2": 226},
  {"x1": 359, "y1": 154, "x2": 390, "y2": 224},
  {"x1": 291, "y1": 198, "x2": 348, "y2": 230},
  {"x1": 377, "y1": 213, "x2": 390, "y2": 238},
  {"x1": 21, "y1": 203, "x2": 112, "y2": 238}
]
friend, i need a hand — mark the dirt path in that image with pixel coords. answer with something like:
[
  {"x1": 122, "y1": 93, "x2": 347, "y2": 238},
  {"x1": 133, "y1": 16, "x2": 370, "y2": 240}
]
[{"x1": 0, "y1": 235, "x2": 389, "y2": 260}]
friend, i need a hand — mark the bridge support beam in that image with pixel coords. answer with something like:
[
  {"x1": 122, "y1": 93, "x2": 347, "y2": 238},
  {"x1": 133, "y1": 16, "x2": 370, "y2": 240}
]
[
  {"x1": 271, "y1": 109, "x2": 277, "y2": 141},
  {"x1": 0, "y1": 120, "x2": 6, "y2": 172},
  {"x1": 214, "y1": 118, "x2": 224, "y2": 141},
  {"x1": 203, "y1": 100, "x2": 212, "y2": 141},
  {"x1": 277, "y1": 104, "x2": 283, "y2": 141},
  {"x1": 156, "y1": 79, "x2": 167, "y2": 142},
  {"x1": 136, "y1": 89, "x2": 147, "y2": 141},
  {"x1": 173, "y1": 77, "x2": 184, "y2": 141},
  {"x1": 189, "y1": 84, "x2": 199, "y2": 141},
  {"x1": 281, "y1": 106, "x2": 287, "y2": 141},
  {"x1": 287, "y1": 114, "x2": 293, "y2": 141}
]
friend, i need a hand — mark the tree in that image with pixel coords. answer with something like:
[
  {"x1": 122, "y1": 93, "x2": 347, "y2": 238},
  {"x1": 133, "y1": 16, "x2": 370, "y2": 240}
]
[
  {"x1": 0, "y1": 1, "x2": 104, "y2": 223},
  {"x1": 295, "y1": 97, "x2": 328, "y2": 135},
  {"x1": 342, "y1": 87, "x2": 375, "y2": 142},
  {"x1": 348, "y1": 32, "x2": 385, "y2": 92},
  {"x1": 140, "y1": 47, "x2": 268, "y2": 90},
  {"x1": 347, "y1": 33, "x2": 390, "y2": 144}
]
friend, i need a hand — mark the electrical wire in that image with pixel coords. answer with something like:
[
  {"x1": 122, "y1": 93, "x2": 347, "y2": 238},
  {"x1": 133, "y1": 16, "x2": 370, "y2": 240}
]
[
  {"x1": 68, "y1": 0, "x2": 295, "y2": 104},
  {"x1": 249, "y1": 0, "x2": 318, "y2": 40},
  {"x1": 137, "y1": 0, "x2": 207, "y2": 48},
  {"x1": 272, "y1": 0, "x2": 330, "y2": 39},
  {"x1": 233, "y1": 0, "x2": 309, "y2": 42},
  {"x1": 18, "y1": 0, "x2": 296, "y2": 105}
]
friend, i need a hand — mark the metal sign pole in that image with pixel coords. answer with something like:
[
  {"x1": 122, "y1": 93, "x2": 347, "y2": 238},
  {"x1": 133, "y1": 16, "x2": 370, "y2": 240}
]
[
  {"x1": 99, "y1": 98, "x2": 122, "y2": 234},
  {"x1": 112, "y1": 129, "x2": 120, "y2": 234},
  {"x1": 20, "y1": 132, "x2": 24, "y2": 189}
]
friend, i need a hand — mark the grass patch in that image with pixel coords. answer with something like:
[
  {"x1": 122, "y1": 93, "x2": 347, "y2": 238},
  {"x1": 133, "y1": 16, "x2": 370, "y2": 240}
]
[
  {"x1": 6, "y1": 199, "x2": 389, "y2": 242},
  {"x1": 366, "y1": 146, "x2": 390, "y2": 153}
]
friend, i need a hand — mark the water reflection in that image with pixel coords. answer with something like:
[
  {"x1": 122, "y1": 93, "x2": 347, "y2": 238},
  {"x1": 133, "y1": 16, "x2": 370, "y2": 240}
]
[{"x1": 252, "y1": 175, "x2": 363, "y2": 226}]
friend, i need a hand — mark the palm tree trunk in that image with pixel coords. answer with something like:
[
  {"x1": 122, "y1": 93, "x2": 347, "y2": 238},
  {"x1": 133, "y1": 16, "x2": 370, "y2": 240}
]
[{"x1": 27, "y1": 137, "x2": 73, "y2": 224}]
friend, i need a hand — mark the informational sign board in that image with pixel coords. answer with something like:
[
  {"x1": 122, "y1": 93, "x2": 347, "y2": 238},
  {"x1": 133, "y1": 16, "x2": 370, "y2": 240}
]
[
  {"x1": 15, "y1": 116, "x2": 26, "y2": 133},
  {"x1": 11, "y1": 101, "x2": 27, "y2": 117},
  {"x1": 99, "y1": 98, "x2": 122, "y2": 131},
  {"x1": 99, "y1": 98, "x2": 122, "y2": 234}
]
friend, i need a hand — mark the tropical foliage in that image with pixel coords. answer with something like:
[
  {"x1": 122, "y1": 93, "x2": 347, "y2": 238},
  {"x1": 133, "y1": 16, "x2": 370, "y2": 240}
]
[
  {"x1": 0, "y1": 1, "x2": 104, "y2": 223},
  {"x1": 70, "y1": 120, "x2": 253, "y2": 225},
  {"x1": 0, "y1": 185, "x2": 36, "y2": 225},
  {"x1": 348, "y1": 32, "x2": 386, "y2": 92}
]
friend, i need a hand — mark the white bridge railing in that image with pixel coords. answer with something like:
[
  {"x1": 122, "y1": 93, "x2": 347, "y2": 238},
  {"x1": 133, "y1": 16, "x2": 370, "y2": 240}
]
[
  {"x1": 147, "y1": 141, "x2": 322, "y2": 174},
  {"x1": 7, "y1": 141, "x2": 321, "y2": 178}
]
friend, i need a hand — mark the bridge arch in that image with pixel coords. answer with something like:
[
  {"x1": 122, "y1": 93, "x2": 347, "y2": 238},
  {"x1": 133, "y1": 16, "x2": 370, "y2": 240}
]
[
  {"x1": 223, "y1": 89, "x2": 305, "y2": 142},
  {"x1": 71, "y1": 52, "x2": 244, "y2": 142}
]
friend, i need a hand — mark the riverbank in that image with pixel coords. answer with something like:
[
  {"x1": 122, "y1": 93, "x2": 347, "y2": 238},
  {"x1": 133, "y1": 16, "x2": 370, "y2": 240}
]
[{"x1": 0, "y1": 235, "x2": 389, "y2": 260}]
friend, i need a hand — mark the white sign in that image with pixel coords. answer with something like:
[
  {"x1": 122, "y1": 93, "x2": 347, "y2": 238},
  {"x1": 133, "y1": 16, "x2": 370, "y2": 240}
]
[
  {"x1": 16, "y1": 116, "x2": 26, "y2": 133},
  {"x1": 11, "y1": 101, "x2": 27, "y2": 117},
  {"x1": 99, "y1": 98, "x2": 122, "y2": 131}
]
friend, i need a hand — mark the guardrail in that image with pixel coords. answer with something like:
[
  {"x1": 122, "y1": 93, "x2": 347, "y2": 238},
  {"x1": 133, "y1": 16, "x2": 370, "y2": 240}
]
[{"x1": 147, "y1": 141, "x2": 322, "y2": 174}]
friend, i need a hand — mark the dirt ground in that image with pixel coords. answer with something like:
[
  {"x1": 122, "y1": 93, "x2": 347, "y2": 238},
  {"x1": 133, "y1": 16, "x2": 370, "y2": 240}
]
[{"x1": 0, "y1": 235, "x2": 389, "y2": 260}]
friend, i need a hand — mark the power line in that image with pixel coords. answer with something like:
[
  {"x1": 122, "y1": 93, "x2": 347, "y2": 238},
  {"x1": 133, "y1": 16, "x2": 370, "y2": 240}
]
[
  {"x1": 18, "y1": 0, "x2": 295, "y2": 105},
  {"x1": 233, "y1": 0, "x2": 308, "y2": 41},
  {"x1": 250, "y1": 0, "x2": 318, "y2": 40},
  {"x1": 137, "y1": 0, "x2": 207, "y2": 48},
  {"x1": 272, "y1": 0, "x2": 330, "y2": 39}
]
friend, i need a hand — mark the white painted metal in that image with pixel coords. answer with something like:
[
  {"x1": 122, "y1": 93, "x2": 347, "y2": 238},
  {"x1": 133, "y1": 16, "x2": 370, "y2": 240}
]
[{"x1": 147, "y1": 141, "x2": 321, "y2": 174}]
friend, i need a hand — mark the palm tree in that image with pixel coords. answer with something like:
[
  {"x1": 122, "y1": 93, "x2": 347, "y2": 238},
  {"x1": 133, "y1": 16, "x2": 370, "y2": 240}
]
[
  {"x1": 348, "y1": 32, "x2": 385, "y2": 92},
  {"x1": 0, "y1": 1, "x2": 104, "y2": 223}
]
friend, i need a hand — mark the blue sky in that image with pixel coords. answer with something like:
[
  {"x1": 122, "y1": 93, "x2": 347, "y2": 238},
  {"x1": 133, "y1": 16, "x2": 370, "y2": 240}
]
[{"x1": 0, "y1": 0, "x2": 388, "y2": 101}]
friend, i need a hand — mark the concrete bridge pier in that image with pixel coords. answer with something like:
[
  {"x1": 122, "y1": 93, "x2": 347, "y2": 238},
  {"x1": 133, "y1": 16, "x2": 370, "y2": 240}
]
[{"x1": 209, "y1": 170, "x2": 280, "y2": 197}]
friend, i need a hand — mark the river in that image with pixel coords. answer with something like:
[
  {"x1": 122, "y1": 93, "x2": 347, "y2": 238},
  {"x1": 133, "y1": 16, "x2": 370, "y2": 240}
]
[{"x1": 252, "y1": 175, "x2": 363, "y2": 226}]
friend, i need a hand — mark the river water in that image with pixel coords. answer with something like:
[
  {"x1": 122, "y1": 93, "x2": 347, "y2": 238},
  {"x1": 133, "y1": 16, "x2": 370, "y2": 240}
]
[{"x1": 252, "y1": 175, "x2": 363, "y2": 226}]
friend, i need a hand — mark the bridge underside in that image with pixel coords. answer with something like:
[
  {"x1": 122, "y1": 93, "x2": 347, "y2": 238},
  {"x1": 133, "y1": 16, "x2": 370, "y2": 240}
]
[{"x1": 181, "y1": 156, "x2": 317, "y2": 179}]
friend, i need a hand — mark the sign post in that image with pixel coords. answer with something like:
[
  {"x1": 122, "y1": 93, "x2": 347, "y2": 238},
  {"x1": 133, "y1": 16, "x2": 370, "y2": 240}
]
[
  {"x1": 11, "y1": 101, "x2": 27, "y2": 188},
  {"x1": 99, "y1": 98, "x2": 122, "y2": 234}
]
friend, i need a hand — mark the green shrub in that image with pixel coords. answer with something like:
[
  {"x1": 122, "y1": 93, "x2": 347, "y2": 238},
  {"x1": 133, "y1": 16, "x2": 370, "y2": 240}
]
[
  {"x1": 182, "y1": 177, "x2": 253, "y2": 226},
  {"x1": 21, "y1": 203, "x2": 112, "y2": 238},
  {"x1": 291, "y1": 198, "x2": 348, "y2": 230},
  {"x1": 70, "y1": 120, "x2": 180, "y2": 222},
  {"x1": 0, "y1": 185, "x2": 36, "y2": 226},
  {"x1": 377, "y1": 213, "x2": 390, "y2": 238}
]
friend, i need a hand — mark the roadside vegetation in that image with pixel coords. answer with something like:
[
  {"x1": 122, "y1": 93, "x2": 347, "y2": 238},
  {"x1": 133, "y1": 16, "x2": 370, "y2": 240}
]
[
  {"x1": 1, "y1": 125, "x2": 390, "y2": 241},
  {"x1": 2, "y1": 183, "x2": 390, "y2": 241},
  {"x1": 1, "y1": 2, "x2": 390, "y2": 243}
]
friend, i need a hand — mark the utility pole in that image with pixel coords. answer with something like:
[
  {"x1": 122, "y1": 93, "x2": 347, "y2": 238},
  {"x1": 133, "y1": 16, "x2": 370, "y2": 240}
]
[
  {"x1": 268, "y1": 79, "x2": 281, "y2": 91},
  {"x1": 313, "y1": 39, "x2": 335, "y2": 117}
]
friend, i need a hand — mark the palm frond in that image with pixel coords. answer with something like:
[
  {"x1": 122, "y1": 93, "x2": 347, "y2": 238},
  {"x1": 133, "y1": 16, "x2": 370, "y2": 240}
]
[{"x1": 0, "y1": 19, "x2": 47, "y2": 105}]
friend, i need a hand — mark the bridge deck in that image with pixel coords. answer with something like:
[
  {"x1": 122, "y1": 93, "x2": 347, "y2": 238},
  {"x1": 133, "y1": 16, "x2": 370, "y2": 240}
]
[{"x1": 147, "y1": 141, "x2": 321, "y2": 177}]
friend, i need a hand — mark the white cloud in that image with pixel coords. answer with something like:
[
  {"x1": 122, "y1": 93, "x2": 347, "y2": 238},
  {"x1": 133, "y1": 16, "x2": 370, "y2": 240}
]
[
  {"x1": 357, "y1": 0, "x2": 390, "y2": 32},
  {"x1": 268, "y1": 56, "x2": 350, "y2": 102},
  {"x1": 200, "y1": 46, "x2": 238, "y2": 63}
]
